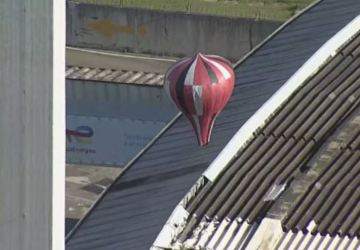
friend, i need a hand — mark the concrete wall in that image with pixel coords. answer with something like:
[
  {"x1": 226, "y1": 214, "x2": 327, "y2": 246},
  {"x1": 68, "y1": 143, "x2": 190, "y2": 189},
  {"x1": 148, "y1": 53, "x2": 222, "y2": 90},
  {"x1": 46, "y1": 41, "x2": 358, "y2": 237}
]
[
  {"x1": 66, "y1": 2, "x2": 281, "y2": 61},
  {"x1": 0, "y1": 0, "x2": 65, "y2": 249},
  {"x1": 67, "y1": 79, "x2": 177, "y2": 122},
  {"x1": 66, "y1": 79, "x2": 177, "y2": 166}
]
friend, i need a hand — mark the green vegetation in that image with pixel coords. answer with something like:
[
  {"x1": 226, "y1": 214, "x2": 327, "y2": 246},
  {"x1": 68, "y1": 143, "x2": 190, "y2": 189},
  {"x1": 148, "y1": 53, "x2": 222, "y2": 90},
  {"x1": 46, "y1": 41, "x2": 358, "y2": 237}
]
[{"x1": 74, "y1": 0, "x2": 315, "y2": 21}]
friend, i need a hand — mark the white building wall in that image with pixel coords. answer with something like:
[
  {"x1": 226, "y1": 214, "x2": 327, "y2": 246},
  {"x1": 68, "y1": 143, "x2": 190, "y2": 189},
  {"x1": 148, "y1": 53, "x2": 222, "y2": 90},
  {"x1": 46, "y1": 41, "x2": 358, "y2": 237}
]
[{"x1": 0, "y1": 0, "x2": 65, "y2": 249}]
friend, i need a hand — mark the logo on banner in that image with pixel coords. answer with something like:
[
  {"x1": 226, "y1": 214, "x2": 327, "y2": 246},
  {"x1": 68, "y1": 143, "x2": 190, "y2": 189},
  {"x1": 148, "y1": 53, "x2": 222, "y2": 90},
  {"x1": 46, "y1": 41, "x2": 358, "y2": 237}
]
[
  {"x1": 66, "y1": 116, "x2": 166, "y2": 165},
  {"x1": 66, "y1": 126, "x2": 94, "y2": 144}
]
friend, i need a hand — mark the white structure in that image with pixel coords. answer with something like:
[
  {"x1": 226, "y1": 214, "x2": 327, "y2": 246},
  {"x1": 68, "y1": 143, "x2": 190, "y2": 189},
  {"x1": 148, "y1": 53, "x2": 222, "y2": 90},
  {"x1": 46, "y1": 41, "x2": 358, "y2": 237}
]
[{"x1": 0, "y1": 0, "x2": 65, "y2": 249}]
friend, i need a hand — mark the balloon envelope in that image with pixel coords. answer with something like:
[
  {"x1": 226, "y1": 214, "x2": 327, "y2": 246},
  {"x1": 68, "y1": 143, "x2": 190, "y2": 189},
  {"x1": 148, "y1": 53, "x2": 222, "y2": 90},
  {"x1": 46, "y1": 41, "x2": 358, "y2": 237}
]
[{"x1": 164, "y1": 53, "x2": 235, "y2": 146}]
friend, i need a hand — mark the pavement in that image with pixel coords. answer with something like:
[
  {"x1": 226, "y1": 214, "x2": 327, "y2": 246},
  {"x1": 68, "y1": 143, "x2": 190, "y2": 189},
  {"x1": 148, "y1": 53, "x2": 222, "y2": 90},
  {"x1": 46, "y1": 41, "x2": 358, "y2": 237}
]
[{"x1": 65, "y1": 164, "x2": 123, "y2": 235}]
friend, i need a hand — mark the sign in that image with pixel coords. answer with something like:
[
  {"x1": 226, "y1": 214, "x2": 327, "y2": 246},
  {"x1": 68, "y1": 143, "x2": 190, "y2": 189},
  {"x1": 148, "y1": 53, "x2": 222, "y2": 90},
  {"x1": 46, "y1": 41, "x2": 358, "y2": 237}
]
[{"x1": 66, "y1": 115, "x2": 165, "y2": 166}]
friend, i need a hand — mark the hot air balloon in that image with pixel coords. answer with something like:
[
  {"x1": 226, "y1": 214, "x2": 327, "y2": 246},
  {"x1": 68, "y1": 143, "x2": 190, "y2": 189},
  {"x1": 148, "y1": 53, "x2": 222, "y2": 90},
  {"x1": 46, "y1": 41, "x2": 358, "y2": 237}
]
[{"x1": 164, "y1": 53, "x2": 235, "y2": 146}]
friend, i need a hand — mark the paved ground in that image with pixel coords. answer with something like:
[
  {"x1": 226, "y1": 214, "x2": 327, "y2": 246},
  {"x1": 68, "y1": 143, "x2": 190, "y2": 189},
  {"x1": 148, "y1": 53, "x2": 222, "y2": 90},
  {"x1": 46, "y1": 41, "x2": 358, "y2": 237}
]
[{"x1": 65, "y1": 164, "x2": 123, "y2": 235}]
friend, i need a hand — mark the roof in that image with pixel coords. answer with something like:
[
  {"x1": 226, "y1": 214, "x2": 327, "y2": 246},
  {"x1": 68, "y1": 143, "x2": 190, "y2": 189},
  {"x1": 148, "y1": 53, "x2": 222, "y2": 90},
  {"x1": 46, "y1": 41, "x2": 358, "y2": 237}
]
[
  {"x1": 280, "y1": 39, "x2": 360, "y2": 237},
  {"x1": 158, "y1": 25, "x2": 360, "y2": 250},
  {"x1": 66, "y1": 0, "x2": 360, "y2": 249},
  {"x1": 66, "y1": 65, "x2": 165, "y2": 86}
]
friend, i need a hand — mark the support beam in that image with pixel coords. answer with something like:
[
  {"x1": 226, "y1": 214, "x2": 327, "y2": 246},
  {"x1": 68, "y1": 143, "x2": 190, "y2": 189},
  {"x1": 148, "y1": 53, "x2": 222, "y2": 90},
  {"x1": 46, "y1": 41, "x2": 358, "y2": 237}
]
[{"x1": 0, "y1": 0, "x2": 65, "y2": 249}]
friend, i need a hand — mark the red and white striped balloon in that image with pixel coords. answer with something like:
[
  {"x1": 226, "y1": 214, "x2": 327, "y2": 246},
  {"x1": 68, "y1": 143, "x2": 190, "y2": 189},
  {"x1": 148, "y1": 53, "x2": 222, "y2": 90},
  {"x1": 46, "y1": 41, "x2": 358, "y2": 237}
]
[{"x1": 164, "y1": 53, "x2": 235, "y2": 146}]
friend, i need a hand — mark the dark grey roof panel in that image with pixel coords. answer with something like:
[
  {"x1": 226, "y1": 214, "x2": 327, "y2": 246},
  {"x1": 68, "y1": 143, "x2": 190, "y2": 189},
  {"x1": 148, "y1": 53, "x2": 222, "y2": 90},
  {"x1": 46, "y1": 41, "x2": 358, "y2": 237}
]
[
  {"x1": 68, "y1": 167, "x2": 205, "y2": 250},
  {"x1": 66, "y1": 0, "x2": 360, "y2": 249}
]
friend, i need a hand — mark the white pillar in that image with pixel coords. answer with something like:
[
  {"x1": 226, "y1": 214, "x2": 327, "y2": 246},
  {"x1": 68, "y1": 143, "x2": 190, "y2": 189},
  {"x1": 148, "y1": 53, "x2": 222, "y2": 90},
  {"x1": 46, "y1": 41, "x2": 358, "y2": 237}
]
[{"x1": 0, "y1": 0, "x2": 65, "y2": 249}]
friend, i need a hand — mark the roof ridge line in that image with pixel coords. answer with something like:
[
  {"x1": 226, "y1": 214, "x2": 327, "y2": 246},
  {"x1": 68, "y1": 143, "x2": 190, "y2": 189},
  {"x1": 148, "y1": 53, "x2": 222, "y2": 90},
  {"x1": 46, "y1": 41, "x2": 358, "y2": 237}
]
[{"x1": 204, "y1": 14, "x2": 360, "y2": 182}]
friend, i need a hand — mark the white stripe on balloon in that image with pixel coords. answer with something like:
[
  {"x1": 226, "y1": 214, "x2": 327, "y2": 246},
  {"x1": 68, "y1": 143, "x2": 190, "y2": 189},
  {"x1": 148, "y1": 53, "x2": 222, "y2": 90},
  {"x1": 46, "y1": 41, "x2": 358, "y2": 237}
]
[
  {"x1": 202, "y1": 56, "x2": 231, "y2": 80},
  {"x1": 192, "y1": 85, "x2": 203, "y2": 116},
  {"x1": 184, "y1": 57, "x2": 198, "y2": 86}
]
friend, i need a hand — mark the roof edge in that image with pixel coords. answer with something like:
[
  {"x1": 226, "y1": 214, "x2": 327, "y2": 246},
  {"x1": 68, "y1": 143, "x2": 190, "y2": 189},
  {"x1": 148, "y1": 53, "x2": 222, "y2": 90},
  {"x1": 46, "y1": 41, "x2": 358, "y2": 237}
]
[{"x1": 204, "y1": 14, "x2": 360, "y2": 181}]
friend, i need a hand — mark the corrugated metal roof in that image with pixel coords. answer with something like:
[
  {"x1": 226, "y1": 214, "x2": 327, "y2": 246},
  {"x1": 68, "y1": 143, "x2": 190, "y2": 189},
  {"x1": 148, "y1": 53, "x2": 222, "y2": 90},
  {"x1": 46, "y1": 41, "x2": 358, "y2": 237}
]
[
  {"x1": 274, "y1": 231, "x2": 360, "y2": 250},
  {"x1": 281, "y1": 102, "x2": 360, "y2": 236},
  {"x1": 66, "y1": 0, "x2": 360, "y2": 249},
  {"x1": 154, "y1": 15, "x2": 360, "y2": 250},
  {"x1": 66, "y1": 66, "x2": 165, "y2": 86}
]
